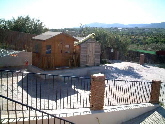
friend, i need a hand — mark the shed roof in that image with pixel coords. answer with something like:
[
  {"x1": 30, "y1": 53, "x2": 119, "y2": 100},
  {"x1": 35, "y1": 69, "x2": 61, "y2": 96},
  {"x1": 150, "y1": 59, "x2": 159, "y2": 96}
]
[
  {"x1": 74, "y1": 33, "x2": 95, "y2": 45},
  {"x1": 74, "y1": 37, "x2": 85, "y2": 41},
  {"x1": 32, "y1": 31, "x2": 62, "y2": 40}
]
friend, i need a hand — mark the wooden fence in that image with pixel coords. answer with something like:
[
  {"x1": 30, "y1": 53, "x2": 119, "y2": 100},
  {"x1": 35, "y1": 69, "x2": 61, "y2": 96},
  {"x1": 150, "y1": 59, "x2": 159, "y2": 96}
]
[
  {"x1": 0, "y1": 29, "x2": 35, "y2": 52},
  {"x1": 119, "y1": 50, "x2": 165, "y2": 64}
]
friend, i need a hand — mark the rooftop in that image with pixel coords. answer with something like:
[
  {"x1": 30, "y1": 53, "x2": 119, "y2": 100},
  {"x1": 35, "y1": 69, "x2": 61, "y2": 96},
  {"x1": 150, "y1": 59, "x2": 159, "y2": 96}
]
[{"x1": 32, "y1": 31, "x2": 62, "y2": 40}]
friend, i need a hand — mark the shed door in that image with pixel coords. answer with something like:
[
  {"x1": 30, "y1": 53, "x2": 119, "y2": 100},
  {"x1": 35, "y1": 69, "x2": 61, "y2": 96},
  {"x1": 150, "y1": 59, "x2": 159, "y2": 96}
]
[
  {"x1": 55, "y1": 42, "x2": 63, "y2": 67},
  {"x1": 87, "y1": 43, "x2": 95, "y2": 66},
  {"x1": 55, "y1": 42, "x2": 70, "y2": 67}
]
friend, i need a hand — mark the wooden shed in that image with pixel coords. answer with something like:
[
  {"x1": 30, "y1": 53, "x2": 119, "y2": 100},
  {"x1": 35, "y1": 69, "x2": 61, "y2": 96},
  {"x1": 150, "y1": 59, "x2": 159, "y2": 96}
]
[
  {"x1": 32, "y1": 31, "x2": 78, "y2": 70},
  {"x1": 75, "y1": 33, "x2": 101, "y2": 67}
]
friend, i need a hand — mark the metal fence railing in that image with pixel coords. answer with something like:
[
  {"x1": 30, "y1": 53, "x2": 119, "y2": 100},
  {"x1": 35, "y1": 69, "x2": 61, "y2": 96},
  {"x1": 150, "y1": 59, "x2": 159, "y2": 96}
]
[
  {"x1": 0, "y1": 95, "x2": 74, "y2": 124},
  {"x1": 1, "y1": 69, "x2": 164, "y2": 109},
  {"x1": 1, "y1": 69, "x2": 163, "y2": 110},
  {"x1": 104, "y1": 79, "x2": 152, "y2": 106},
  {"x1": 0, "y1": 70, "x2": 91, "y2": 110},
  {"x1": 1, "y1": 69, "x2": 165, "y2": 122},
  {"x1": 160, "y1": 82, "x2": 165, "y2": 105}
]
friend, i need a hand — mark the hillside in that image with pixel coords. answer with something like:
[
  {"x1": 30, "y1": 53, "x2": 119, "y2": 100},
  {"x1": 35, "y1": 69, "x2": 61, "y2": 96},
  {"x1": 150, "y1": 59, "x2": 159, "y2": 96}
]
[{"x1": 85, "y1": 22, "x2": 165, "y2": 28}]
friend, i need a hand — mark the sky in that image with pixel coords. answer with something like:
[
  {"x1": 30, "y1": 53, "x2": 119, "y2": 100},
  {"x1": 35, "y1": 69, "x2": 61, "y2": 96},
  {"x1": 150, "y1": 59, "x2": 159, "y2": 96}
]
[{"x1": 0, "y1": 0, "x2": 165, "y2": 29}]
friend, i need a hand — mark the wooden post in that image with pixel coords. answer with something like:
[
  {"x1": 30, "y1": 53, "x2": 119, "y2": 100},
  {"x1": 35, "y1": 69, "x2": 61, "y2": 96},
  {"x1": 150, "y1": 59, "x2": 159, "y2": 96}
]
[
  {"x1": 150, "y1": 80, "x2": 161, "y2": 104},
  {"x1": 90, "y1": 73, "x2": 105, "y2": 110},
  {"x1": 140, "y1": 54, "x2": 145, "y2": 65},
  {"x1": 115, "y1": 51, "x2": 119, "y2": 60}
]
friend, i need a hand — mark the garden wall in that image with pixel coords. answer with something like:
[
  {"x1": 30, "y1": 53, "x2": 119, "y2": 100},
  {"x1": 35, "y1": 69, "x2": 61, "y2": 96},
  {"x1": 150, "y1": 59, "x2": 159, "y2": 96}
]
[
  {"x1": 0, "y1": 51, "x2": 32, "y2": 67},
  {"x1": 119, "y1": 50, "x2": 165, "y2": 64}
]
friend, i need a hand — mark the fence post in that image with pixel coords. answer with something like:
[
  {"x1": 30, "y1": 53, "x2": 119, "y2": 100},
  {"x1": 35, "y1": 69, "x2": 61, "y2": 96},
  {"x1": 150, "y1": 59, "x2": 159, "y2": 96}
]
[
  {"x1": 115, "y1": 51, "x2": 119, "y2": 60},
  {"x1": 150, "y1": 80, "x2": 161, "y2": 104},
  {"x1": 90, "y1": 73, "x2": 105, "y2": 110},
  {"x1": 140, "y1": 54, "x2": 145, "y2": 65}
]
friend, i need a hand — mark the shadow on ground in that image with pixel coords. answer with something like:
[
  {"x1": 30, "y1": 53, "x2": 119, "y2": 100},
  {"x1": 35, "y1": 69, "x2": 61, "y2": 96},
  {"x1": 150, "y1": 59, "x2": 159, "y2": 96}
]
[
  {"x1": 17, "y1": 74, "x2": 91, "y2": 101},
  {"x1": 105, "y1": 65, "x2": 142, "y2": 80}
]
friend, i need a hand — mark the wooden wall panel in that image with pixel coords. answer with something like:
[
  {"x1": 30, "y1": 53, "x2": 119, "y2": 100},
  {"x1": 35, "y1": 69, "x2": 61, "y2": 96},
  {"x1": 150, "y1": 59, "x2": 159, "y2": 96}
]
[{"x1": 79, "y1": 39, "x2": 101, "y2": 67}]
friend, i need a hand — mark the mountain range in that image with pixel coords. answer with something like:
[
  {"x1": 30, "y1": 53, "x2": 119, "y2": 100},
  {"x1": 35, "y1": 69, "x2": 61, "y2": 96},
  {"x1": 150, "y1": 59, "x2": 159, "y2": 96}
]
[{"x1": 84, "y1": 22, "x2": 165, "y2": 28}]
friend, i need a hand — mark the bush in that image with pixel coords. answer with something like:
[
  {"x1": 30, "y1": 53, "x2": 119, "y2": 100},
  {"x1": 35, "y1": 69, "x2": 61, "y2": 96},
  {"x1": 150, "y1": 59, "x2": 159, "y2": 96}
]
[{"x1": 128, "y1": 43, "x2": 165, "y2": 51}]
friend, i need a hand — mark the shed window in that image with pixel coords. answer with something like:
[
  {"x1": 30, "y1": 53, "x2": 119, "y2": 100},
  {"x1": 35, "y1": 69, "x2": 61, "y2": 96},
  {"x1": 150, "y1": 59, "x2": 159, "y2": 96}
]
[
  {"x1": 34, "y1": 44, "x2": 41, "y2": 53},
  {"x1": 65, "y1": 45, "x2": 70, "y2": 48},
  {"x1": 46, "y1": 45, "x2": 51, "y2": 54},
  {"x1": 65, "y1": 44, "x2": 70, "y2": 53}
]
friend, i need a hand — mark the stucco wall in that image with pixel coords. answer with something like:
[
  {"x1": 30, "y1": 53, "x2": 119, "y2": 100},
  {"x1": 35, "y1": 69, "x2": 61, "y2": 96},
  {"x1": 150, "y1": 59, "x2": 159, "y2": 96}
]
[
  {"x1": 9, "y1": 104, "x2": 158, "y2": 124},
  {"x1": 0, "y1": 52, "x2": 32, "y2": 67},
  {"x1": 63, "y1": 105, "x2": 158, "y2": 124}
]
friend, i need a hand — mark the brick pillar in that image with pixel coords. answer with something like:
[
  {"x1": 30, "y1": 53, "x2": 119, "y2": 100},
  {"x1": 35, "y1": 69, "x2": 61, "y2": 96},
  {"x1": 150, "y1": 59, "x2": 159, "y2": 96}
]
[
  {"x1": 140, "y1": 54, "x2": 145, "y2": 65},
  {"x1": 150, "y1": 80, "x2": 161, "y2": 104},
  {"x1": 90, "y1": 73, "x2": 105, "y2": 110}
]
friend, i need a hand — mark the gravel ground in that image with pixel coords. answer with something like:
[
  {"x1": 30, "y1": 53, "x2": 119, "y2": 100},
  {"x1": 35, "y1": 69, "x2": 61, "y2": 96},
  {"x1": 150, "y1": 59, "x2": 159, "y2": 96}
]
[{"x1": 104, "y1": 61, "x2": 165, "y2": 82}]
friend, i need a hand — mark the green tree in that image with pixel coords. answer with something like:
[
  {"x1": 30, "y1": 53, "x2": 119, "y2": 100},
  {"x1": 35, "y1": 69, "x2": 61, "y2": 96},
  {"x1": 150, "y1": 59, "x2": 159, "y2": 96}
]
[
  {"x1": 0, "y1": 19, "x2": 8, "y2": 29},
  {"x1": 0, "y1": 16, "x2": 48, "y2": 34}
]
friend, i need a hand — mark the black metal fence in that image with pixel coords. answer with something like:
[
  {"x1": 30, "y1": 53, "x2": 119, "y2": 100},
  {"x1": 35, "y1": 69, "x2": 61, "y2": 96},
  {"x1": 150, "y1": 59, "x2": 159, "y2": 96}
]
[
  {"x1": 0, "y1": 69, "x2": 158, "y2": 109},
  {"x1": 0, "y1": 95, "x2": 74, "y2": 124},
  {"x1": 1, "y1": 69, "x2": 165, "y2": 123},
  {"x1": 0, "y1": 70, "x2": 91, "y2": 111},
  {"x1": 0, "y1": 70, "x2": 165, "y2": 124}
]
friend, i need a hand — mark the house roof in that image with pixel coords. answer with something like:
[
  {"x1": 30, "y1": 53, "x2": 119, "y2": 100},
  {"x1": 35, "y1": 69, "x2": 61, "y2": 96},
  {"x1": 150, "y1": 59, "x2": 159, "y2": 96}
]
[{"x1": 32, "y1": 31, "x2": 62, "y2": 40}]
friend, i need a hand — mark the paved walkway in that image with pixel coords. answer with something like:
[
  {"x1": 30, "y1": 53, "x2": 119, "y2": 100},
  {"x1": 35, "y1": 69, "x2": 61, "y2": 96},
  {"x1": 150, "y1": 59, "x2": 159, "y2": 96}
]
[{"x1": 122, "y1": 106, "x2": 165, "y2": 124}]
